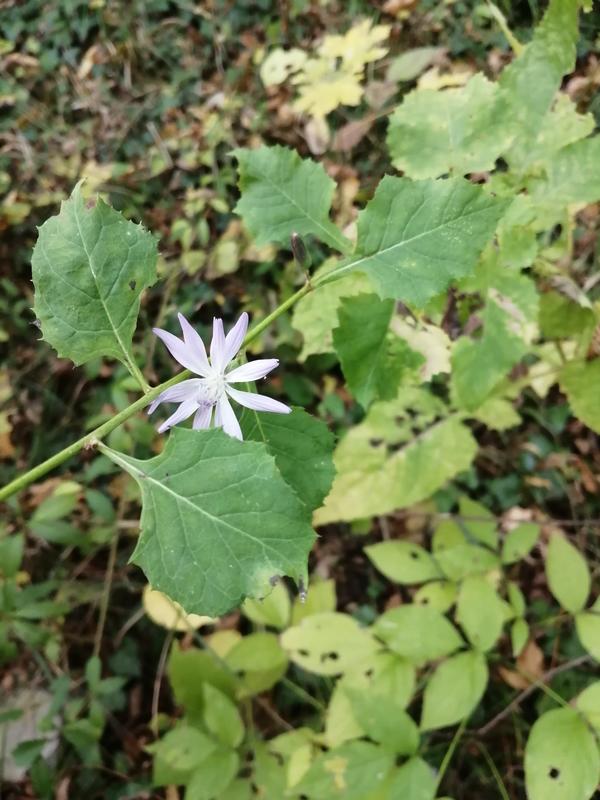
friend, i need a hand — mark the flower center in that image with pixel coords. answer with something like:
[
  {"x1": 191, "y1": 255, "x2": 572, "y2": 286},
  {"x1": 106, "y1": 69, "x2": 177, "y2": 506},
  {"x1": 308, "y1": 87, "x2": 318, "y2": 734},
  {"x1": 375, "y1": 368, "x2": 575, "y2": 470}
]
[{"x1": 196, "y1": 373, "x2": 225, "y2": 407}]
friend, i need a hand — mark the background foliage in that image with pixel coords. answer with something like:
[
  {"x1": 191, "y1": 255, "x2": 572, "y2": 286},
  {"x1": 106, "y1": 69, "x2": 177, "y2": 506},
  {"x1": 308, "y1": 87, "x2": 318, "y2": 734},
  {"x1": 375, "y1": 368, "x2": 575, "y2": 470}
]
[{"x1": 2, "y1": 1, "x2": 600, "y2": 798}]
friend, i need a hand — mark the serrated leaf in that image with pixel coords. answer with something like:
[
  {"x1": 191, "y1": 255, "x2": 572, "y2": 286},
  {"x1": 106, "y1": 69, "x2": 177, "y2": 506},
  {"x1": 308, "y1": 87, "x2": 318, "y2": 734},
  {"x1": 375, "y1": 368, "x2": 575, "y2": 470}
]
[
  {"x1": 239, "y1": 406, "x2": 335, "y2": 512},
  {"x1": 365, "y1": 540, "x2": 442, "y2": 584},
  {"x1": 333, "y1": 294, "x2": 423, "y2": 407},
  {"x1": 456, "y1": 576, "x2": 505, "y2": 652},
  {"x1": 575, "y1": 613, "x2": 600, "y2": 661},
  {"x1": 502, "y1": 522, "x2": 540, "y2": 565},
  {"x1": 560, "y1": 360, "x2": 600, "y2": 434},
  {"x1": 234, "y1": 146, "x2": 352, "y2": 253},
  {"x1": 281, "y1": 612, "x2": 378, "y2": 676},
  {"x1": 387, "y1": 75, "x2": 512, "y2": 179},
  {"x1": 328, "y1": 176, "x2": 508, "y2": 307},
  {"x1": 420, "y1": 650, "x2": 488, "y2": 731},
  {"x1": 31, "y1": 183, "x2": 157, "y2": 371},
  {"x1": 525, "y1": 707, "x2": 600, "y2": 800},
  {"x1": 533, "y1": 135, "x2": 600, "y2": 207},
  {"x1": 315, "y1": 389, "x2": 477, "y2": 524},
  {"x1": 101, "y1": 428, "x2": 315, "y2": 617},
  {"x1": 545, "y1": 534, "x2": 590, "y2": 613},
  {"x1": 498, "y1": 0, "x2": 579, "y2": 171},
  {"x1": 374, "y1": 605, "x2": 463, "y2": 665}
]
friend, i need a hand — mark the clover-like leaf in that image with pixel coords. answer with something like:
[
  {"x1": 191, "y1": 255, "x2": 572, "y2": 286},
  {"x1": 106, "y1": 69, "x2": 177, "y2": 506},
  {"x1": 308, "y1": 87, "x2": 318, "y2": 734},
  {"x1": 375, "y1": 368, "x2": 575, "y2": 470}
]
[
  {"x1": 239, "y1": 407, "x2": 335, "y2": 512},
  {"x1": 234, "y1": 145, "x2": 353, "y2": 253},
  {"x1": 31, "y1": 183, "x2": 157, "y2": 373},
  {"x1": 101, "y1": 428, "x2": 316, "y2": 617},
  {"x1": 328, "y1": 176, "x2": 508, "y2": 307}
]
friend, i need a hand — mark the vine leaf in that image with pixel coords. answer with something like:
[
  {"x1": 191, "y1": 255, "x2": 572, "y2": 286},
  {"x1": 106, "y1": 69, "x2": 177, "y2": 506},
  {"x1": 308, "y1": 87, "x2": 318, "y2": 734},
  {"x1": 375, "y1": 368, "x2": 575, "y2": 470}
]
[
  {"x1": 31, "y1": 183, "x2": 157, "y2": 372},
  {"x1": 239, "y1": 406, "x2": 335, "y2": 512},
  {"x1": 101, "y1": 428, "x2": 316, "y2": 617},
  {"x1": 234, "y1": 145, "x2": 353, "y2": 254},
  {"x1": 334, "y1": 176, "x2": 509, "y2": 307}
]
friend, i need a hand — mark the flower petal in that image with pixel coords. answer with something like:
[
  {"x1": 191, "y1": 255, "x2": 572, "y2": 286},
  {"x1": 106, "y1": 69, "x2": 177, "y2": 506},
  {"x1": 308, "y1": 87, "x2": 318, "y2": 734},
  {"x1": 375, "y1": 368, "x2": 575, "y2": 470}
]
[
  {"x1": 215, "y1": 395, "x2": 242, "y2": 440},
  {"x1": 193, "y1": 405, "x2": 213, "y2": 430},
  {"x1": 177, "y1": 313, "x2": 210, "y2": 375},
  {"x1": 223, "y1": 312, "x2": 249, "y2": 366},
  {"x1": 225, "y1": 359, "x2": 279, "y2": 383},
  {"x1": 226, "y1": 386, "x2": 291, "y2": 414},
  {"x1": 210, "y1": 318, "x2": 226, "y2": 371},
  {"x1": 157, "y1": 398, "x2": 199, "y2": 434},
  {"x1": 148, "y1": 379, "x2": 204, "y2": 414},
  {"x1": 153, "y1": 327, "x2": 208, "y2": 375}
]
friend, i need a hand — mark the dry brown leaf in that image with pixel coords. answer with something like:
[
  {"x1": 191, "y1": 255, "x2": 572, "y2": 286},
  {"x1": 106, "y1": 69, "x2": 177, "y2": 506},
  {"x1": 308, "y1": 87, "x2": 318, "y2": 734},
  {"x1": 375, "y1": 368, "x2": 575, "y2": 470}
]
[{"x1": 333, "y1": 118, "x2": 373, "y2": 152}]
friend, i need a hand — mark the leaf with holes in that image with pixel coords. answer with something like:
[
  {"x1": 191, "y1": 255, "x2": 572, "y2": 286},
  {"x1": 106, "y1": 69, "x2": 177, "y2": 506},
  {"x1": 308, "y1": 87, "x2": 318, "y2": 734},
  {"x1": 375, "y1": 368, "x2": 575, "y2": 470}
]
[
  {"x1": 280, "y1": 612, "x2": 378, "y2": 676},
  {"x1": 234, "y1": 145, "x2": 353, "y2": 253},
  {"x1": 525, "y1": 707, "x2": 600, "y2": 800},
  {"x1": 100, "y1": 428, "x2": 316, "y2": 617},
  {"x1": 31, "y1": 183, "x2": 157, "y2": 372},
  {"x1": 322, "y1": 175, "x2": 508, "y2": 307},
  {"x1": 239, "y1": 407, "x2": 335, "y2": 512},
  {"x1": 365, "y1": 541, "x2": 442, "y2": 584},
  {"x1": 315, "y1": 388, "x2": 477, "y2": 524}
]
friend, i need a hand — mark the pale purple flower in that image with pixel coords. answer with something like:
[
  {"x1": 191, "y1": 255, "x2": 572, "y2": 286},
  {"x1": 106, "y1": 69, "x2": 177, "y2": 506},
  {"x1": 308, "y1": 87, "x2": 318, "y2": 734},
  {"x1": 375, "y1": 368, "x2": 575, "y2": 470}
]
[{"x1": 149, "y1": 312, "x2": 291, "y2": 440}]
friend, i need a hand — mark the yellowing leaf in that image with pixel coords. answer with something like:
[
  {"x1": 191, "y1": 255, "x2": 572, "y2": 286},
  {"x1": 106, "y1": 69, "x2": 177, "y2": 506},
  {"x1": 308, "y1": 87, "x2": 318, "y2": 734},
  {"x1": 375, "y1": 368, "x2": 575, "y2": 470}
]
[
  {"x1": 319, "y1": 19, "x2": 390, "y2": 70},
  {"x1": 294, "y1": 63, "x2": 363, "y2": 118},
  {"x1": 260, "y1": 48, "x2": 307, "y2": 86},
  {"x1": 143, "y1": 585, "x2": 215, "y2": 632}
]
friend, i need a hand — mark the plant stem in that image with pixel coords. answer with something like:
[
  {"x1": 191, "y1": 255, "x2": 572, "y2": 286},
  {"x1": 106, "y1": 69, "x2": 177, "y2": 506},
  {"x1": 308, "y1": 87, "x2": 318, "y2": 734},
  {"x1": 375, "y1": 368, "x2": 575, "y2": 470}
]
[
  {"x1": 0, "y1": 282, "x2": 313, "y2": 503},
  {"x1": 435, "y1": 717, "x2": 467, "y2": 792}
]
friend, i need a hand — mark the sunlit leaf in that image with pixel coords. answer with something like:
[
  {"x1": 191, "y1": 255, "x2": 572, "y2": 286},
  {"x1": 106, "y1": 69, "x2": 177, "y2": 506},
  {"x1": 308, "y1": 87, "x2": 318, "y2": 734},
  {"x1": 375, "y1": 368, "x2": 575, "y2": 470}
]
[
  {"x1": 387, "y1": 75, "x2": 512, "y2": 179},
  {"x1": 420, "y1": 650, "x2": 488, "y2": 730}
]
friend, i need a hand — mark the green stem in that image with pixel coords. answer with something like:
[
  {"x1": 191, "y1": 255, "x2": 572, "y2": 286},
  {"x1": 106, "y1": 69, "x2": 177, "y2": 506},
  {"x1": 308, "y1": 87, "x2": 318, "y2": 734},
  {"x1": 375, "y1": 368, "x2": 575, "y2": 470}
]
[
  {"x1": 435, "y1": 717, "x2": 467, "y2": 792},
  {"x1": 0, "y1": 282, "x2": 312, "y2": 503},
  {"x1": 126, "y1": 357, "x2": 151, "y2": 394}
]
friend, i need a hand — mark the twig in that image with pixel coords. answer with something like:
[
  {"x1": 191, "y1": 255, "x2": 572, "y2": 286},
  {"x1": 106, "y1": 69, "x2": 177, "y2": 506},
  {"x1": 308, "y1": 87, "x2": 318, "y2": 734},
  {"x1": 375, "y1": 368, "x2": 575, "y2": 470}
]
[
  {"x1": 477, "y1": 654, "x2": 593, "y2": 736},
  {"x1": 151, "y1": 630, "x2": 174, "y2": 727}
]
